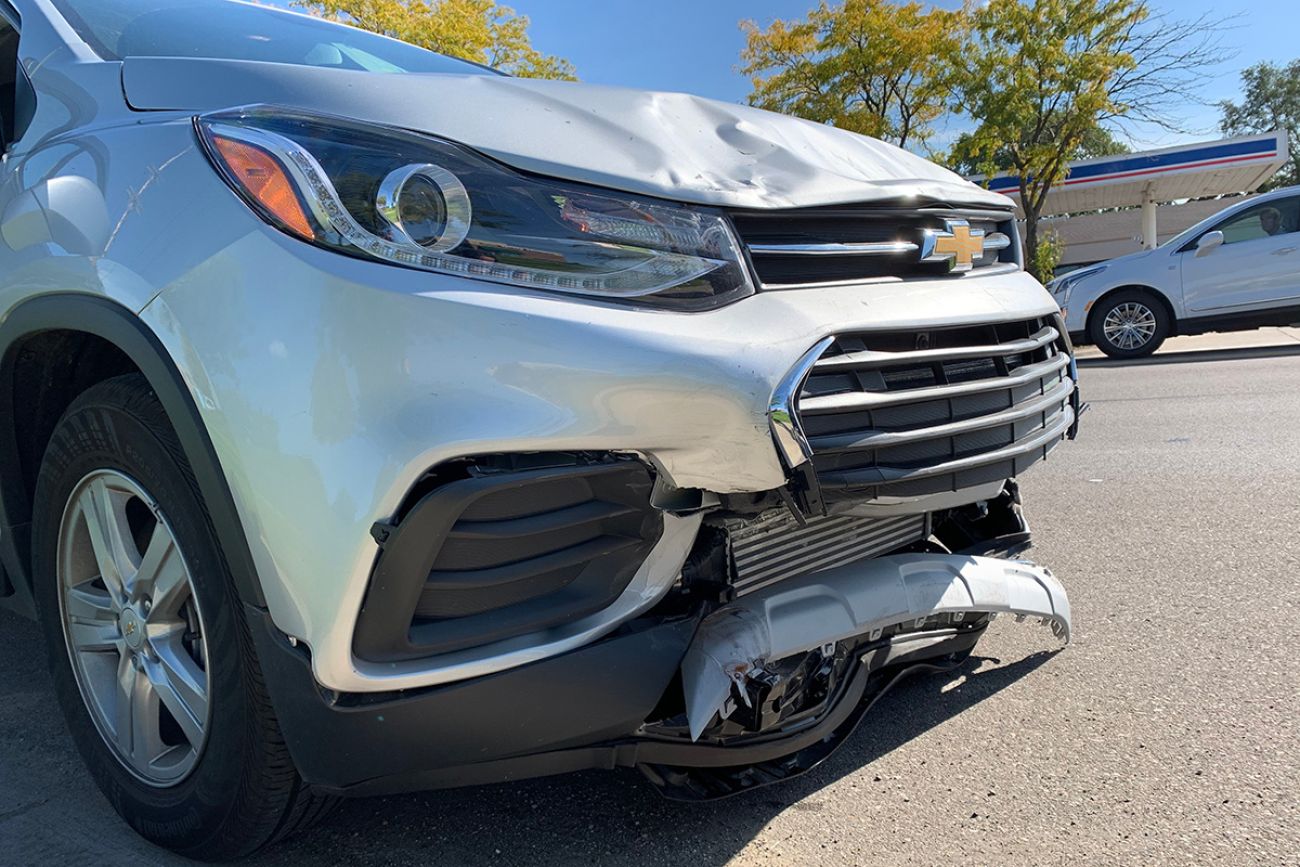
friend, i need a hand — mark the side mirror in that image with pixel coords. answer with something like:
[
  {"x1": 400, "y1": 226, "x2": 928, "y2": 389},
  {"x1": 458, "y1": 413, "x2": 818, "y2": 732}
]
[
  {"x1": 1195, "y1": 231, "x2": 1224, "y2": 258},
  {"x1": 0, "y1": 176, "x2": 110, "y2": 256}
]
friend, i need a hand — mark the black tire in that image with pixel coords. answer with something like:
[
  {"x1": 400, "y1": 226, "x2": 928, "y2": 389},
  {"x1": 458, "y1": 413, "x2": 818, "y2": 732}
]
[
  {"x1": 1088, "y1": 289, "x2": 1171, "y2": 359},
  {"x1": 32, "y1": 374, "x2": 335, "y2": 860}
]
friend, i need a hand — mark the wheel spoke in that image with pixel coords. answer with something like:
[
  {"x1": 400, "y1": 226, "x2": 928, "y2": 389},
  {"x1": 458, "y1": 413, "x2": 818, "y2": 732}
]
[
  {"x1": 65, "y1": 584, "x2": 118, "y2": 621},
  {"x1": 80, "y1": 478, "x2": 141, "y2": 604},
  {"x1": 115, "y1": 655, "x2": 164, "y2": 769},
  {"x1": 137, "y1": 525, "x2": 186, "y2": 617},
  {"x1": 147, "y1": 635, "x2": 208, "y2": 748},
  {"x1": 66, "y1": 585, "x2": 122, "y2": 652},
  {"x1": 68, "y1": 619, "x2": 122, "y2": 653}
]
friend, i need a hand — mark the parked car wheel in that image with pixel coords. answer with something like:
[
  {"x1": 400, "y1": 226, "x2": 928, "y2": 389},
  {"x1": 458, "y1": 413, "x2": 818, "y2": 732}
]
[
  {"x1": 1089, "y1": 290, "x2": 1170, "y2": 359},
  {"x1": 32, "y1": 375, "x2": 335, "y2": 859}
]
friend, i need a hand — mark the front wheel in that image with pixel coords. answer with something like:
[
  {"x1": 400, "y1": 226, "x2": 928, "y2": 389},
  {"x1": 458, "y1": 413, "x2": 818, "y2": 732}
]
[
  {"x1": 1089, "y1": 290, "x2": 1170, "y2": 359},
  {"x1": 33, "y1": 375, "x2": 334, "y2": 859}
]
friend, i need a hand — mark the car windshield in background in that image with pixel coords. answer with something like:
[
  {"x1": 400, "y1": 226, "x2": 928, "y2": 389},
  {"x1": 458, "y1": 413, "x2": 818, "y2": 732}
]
[{"x1": 49, "y1": 0, "x2": 497, "y2": 75}]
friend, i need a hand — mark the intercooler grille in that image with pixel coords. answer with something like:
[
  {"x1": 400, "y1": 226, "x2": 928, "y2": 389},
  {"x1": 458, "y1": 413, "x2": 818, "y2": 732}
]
[
  {"x1": 795, "y1": 317, "x2": 1075, "y2": 503},
  {"x1": 728, "y1": 510, "x2": 927, "y2": 596}
]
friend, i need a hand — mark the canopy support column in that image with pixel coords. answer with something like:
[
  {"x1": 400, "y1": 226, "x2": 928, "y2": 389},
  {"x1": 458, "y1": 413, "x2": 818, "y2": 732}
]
[{"x1": 1141, "y1": 186, "x2": 1158, "y2": 249}]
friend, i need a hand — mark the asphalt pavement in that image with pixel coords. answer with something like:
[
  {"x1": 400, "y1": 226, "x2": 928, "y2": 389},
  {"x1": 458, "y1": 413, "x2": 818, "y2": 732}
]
[{"x1": 3, "y1": 334, "x2": 1298, "y2": 866}]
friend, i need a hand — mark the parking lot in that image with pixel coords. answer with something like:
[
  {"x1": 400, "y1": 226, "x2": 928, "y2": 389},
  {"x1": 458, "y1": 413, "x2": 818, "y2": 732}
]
[{"x1": 3, "y1": 333, "x2": 1298, "y2": 866}]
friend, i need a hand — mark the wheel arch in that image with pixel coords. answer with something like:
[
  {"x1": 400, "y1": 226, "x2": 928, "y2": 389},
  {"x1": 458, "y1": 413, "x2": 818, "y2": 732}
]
[
  {"x1": 1085, "y1": 284, "x2": 1179, "y2": 338},
  {"x1": 0, "y1": 293, "x2": 266, "y2": 617}
]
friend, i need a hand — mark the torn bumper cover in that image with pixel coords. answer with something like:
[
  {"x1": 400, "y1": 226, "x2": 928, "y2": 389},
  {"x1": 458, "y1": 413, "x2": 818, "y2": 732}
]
[
  {"x1": 252, "y1": 550, "x2": 1070, "y2": 798},
  {"x1": 682, "y1": 554, "x2": 1070, "y2": 741}
]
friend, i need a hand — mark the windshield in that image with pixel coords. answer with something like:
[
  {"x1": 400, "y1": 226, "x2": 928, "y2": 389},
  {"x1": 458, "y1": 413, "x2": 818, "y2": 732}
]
[{"x1": 50, "y1": 0, "x2": 499, "y2": 75}]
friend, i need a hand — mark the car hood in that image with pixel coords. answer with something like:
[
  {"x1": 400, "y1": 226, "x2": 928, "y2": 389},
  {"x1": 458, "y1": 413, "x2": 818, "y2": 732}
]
[
  {"x1": 121, "y1": 58, "x2": 1013, "y2": 211},
  {"x1": 1091, "y1": 247, "x2": 1163, "y2": 275}
]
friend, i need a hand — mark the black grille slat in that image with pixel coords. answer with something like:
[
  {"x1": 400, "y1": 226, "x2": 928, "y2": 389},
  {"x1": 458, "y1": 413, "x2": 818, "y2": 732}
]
[
  {"x1": 354, "y1": 460, "x2": 664, "y2": 662},
  {"x1": 793, "y1": 317, "x2": 1074, "y2": 503}
]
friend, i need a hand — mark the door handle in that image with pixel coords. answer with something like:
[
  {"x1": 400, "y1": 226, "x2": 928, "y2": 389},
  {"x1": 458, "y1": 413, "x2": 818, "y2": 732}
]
[{"x1": 1273, "y1": 246, "x2": 1297, "y2": 255}]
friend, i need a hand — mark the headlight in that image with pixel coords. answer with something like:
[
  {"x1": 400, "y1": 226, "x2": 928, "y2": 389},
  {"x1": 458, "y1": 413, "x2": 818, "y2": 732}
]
[
  {"x1": 1048, "y1": 265, "x2": 1106, "y2": 304},
  {"x1": 196, "y1": 107, "x2": 754, "y2": 310}
]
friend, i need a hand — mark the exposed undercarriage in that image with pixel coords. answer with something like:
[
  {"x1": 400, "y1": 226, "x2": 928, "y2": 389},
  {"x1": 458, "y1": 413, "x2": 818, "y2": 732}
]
[{"x1": 628, "y1": 478, "x2": 1069, "y2": 797}]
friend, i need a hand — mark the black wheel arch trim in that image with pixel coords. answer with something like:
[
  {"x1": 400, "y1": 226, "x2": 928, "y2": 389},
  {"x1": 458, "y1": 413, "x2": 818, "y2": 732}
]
[{"x1": 0, "y1": 293, "x2": 266, "y2": 615}]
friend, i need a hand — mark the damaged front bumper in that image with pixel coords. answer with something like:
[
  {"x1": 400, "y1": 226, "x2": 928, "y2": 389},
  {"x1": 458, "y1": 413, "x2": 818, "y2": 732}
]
[
  {"x1": 252, "y1": 550, "x2": 1069, "y2": 798},
  {"x1": 681, "y1": 553, "x2": 1069, "y2": 741}
]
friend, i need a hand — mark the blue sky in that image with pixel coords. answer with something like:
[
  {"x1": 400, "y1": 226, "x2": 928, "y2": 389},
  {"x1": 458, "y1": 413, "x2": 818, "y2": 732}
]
[{"x1": 506, "y1": 0, "x2": 1296, "y2": 152}]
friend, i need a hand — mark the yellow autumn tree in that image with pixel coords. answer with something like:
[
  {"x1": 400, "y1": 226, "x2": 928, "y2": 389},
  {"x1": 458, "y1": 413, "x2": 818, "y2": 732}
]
[
  {"x1": 296, "y1": 0, "x2": 576, "y2": 80},
  {"x1": 740, "y1": 0, "x2": 964, "y2": 150}
]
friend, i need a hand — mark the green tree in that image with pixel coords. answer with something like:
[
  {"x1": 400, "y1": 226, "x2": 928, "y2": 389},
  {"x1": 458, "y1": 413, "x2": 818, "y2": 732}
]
[
  {"x1": 1220, "y1": 60, "x2": 1300, "y2": 189},
  {"x1": 947, "y1": 125, "x2": 1130, "y2": 177},
  {"x1": 740, "y1": 0, "x2": 963, "y2": 150},
  {"x1": 954, "y1": 0, "x2": 1226, "y2": 281},
  {"x1": 296, "y1": 0, "x2": 576, "y2": 80}
]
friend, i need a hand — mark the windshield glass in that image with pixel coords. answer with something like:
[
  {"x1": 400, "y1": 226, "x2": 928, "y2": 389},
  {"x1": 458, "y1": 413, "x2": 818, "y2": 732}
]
[{"x1": 50, "y1": 0, "x2": 498, "y2": 75}]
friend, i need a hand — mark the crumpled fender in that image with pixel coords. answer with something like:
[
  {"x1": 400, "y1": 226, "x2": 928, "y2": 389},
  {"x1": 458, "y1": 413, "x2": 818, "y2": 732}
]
[{"x1": 682, "y1": 554, "x2": 1070, "y2": 740}]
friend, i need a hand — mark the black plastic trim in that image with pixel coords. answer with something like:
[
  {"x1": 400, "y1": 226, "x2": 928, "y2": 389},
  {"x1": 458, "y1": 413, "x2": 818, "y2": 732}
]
[
  {"x1": 250, "y1": 603, "x2": 700, "y2": 795},
  {"x1": 355, "y1": 460, "x2": 663, "y2": 662},
  {"x1": 250, "y1": 599, "x2": 986, "y2": 798},
  {"x1": 0, "y1": 293, "x2": 265, "y2": 615},
  {"x1": 1175, "y1": 303, "x2": 1300, "y2": 337}
]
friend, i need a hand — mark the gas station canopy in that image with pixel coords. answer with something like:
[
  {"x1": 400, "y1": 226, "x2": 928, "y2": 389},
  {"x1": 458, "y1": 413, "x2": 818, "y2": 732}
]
[{"x1": 970, "y1": 130, "x2": 1289, "y2": 250}]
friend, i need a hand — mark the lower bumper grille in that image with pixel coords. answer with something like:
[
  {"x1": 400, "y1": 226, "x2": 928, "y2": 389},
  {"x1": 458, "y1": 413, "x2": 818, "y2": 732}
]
[
  {"x1": 356, "y1": 458, "x2": 663, "y2": 662},
  {"x1": 784, "y1": 317, "x2": 1075, "y2": 505},
  {"x1": 726, "y1": 510, "x2": 927, "y2": 596}
]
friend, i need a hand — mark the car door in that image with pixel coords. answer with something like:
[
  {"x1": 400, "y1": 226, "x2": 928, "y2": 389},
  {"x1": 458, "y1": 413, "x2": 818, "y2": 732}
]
[{"x1": 1180, "y1": 196, "x2": 1300, "y2": 313}]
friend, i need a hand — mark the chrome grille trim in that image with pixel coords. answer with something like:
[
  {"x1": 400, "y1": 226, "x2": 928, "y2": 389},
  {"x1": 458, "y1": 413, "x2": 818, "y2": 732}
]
[
  {"x1": 772, "y1": 316, "x2": 1075, "y2": 505},
  {"x1": 728, "y1": 511, "x2": 927, "y2": 596},
  {"x1": 729, "y1": 205, "x2": 1020, "y2": 287},
  {"x1": 748, "y1": 240, "x2": 920, "y2": 257},
  {"x1": 983, "y1": 232, "x2": 1013, "y2": 252},
  {"x1": 808, "y1": 377, "x2": 1075, "y2": 453},
  {"x1": 815, "y1": 406, "x2": 1074, "y2": 491},
  {"x1": 799, "y1": 352, "x2": 1070, "y2": 414}
]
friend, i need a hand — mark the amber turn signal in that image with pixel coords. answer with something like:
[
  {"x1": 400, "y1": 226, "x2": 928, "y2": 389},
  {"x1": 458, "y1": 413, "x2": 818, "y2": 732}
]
[{"x1": 210, "y1": 135, "x2": 314, "y2": 239}]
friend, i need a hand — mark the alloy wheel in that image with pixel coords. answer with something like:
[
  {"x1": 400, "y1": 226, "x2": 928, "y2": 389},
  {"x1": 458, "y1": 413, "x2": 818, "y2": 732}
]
[
  {"x1": 56, "y1": 469, "x2": 211, "y2": 787},
  {"x1": 1102, "y1": 301, "x2": 1158, "y2": 352}
]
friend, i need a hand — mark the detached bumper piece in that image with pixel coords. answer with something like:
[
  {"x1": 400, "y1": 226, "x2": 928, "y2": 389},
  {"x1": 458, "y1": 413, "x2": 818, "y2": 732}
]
[
  {"x1": 679, "y1": 553, "x2": 1069, "y2": 742},
  {"x1": 354, "y1": 457, "x2": 663, "y2": 661}
]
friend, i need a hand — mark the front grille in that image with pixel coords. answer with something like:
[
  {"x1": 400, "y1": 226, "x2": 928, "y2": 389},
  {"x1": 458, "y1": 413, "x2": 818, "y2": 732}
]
[
  {"x1": 726, "y1": 510, "x2": 927, "y2": 596},
  {"x1": 794, "y1": 317, "x2": 1075, "y2": 503},
  {"x1": 730, "y1": 205, "x2": 1018, "y2": 288}
]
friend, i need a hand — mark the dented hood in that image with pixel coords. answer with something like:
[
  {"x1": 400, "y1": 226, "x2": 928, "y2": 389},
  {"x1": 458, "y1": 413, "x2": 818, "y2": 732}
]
[{"x1": 122, "y1": 58, "x2": 1012, "y2": 211}]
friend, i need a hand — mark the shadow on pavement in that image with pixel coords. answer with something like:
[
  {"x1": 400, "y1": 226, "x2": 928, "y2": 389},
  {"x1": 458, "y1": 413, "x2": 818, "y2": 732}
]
[
  {"x1": 0, "y1": 605, "x2": 1057, "y2": 866},
  {"x1": 1077, "y1": 342, "x2": 1300, "y2": 368}
]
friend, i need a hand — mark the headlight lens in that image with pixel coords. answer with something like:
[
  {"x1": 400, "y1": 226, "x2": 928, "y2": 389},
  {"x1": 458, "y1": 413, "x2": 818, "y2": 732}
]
[{"x1": 197, "y1": 107, "x2": 754, "y2": 310}]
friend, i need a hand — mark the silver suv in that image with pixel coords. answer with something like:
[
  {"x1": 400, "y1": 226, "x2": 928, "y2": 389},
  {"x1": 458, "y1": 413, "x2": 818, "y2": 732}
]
[{"x1": 0, "y1": 0, "x2": 1078, "y2": 858}]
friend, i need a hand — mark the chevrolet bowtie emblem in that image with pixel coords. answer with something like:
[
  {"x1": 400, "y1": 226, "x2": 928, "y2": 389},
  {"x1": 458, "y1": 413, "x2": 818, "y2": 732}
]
[{"x1": 920, "y1": 219, "x2": 986, "y2": 273}]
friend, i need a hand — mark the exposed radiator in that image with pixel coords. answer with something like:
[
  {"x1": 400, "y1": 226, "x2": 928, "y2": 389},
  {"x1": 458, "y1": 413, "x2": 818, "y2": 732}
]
[{"x1": 726, "y1": 510, "x2": 928, "y2": 597}]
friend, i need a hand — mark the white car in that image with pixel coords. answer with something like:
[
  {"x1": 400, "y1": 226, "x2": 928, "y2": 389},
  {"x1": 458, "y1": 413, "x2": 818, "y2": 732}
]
[{"x1": 1052, "y1": 185, "x2": 1300, "y2": 357}]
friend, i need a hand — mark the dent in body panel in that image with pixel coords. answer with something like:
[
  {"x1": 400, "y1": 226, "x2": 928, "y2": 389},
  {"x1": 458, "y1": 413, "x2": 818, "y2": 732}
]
[{"x1": 120, "y1": 57, "x2": 1015, "y2": 211}]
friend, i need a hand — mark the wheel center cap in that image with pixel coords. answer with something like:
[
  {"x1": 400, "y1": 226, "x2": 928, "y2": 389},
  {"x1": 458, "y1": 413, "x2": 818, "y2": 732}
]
[{"x1": 120, "y1": 609, "x2": 144, "y2": 650}]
